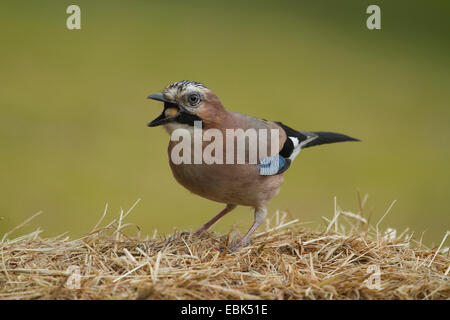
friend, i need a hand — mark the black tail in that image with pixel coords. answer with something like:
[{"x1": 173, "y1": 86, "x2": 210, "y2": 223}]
[
  {"x1": 303, "y1": 131, "x2": 360, "y2": 149},
  {"x1": 275, "y1": 122, "x2": 359, "y2": 155}
]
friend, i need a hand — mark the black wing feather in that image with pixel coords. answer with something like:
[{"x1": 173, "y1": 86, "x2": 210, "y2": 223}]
[{"x1": 276, "y1": 122, "x2": 359, "y2": 154}]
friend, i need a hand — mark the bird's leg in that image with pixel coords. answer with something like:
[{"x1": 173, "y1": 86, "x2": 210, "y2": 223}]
[
  {"x1": 229, "y1": 207, "x2": 267, "y2": 251},
  {"x1": 194, "y1": 204, "x2": 237, "y2": 236}
]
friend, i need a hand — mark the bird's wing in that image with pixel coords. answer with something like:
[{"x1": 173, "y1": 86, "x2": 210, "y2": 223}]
[
  {"x1": 225, "y1": 112, "x2": 290, "y2": 176},
  {"x1": 224, "y1": 114, "x2": 358, "y2": 176},
  {"x1": 227, "y1": 112, "x2": 287, "y2": 155}
]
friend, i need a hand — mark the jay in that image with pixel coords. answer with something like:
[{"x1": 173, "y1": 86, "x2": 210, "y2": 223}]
[{"x1": 147, "y1": 80, "x2": 358, "y2": 251}]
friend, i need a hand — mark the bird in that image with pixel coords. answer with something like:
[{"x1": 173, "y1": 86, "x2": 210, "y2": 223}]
[{"x1": 147, "y1": 80, "x2": 359, "y2": 251}]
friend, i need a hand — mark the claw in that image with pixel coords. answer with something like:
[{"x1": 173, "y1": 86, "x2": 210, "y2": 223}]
[
  {"x1": 228, "y1": 237, "x2": 252, "y2": 252},
  {"x1": 167, "y1": 231, "x2": 190, "y2": 242}
]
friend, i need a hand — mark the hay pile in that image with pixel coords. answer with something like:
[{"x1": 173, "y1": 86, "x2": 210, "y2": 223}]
[{"x1": 0, "y1": 200, "x2": 449, "y2": 300}]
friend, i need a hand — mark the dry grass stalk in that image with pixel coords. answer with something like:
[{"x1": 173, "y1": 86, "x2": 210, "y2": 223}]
[{"x1": 0, "y1": 199, "x2": 449, "y2": 300}]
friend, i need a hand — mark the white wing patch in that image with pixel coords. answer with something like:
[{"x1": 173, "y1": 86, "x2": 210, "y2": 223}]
[
  {"x1": 287, "y1": 134, "x2": 318, "y2": 161},
  {"x1": 289, "y1": 137, "x2": 300, "y2": 148},
  {"x1": 288, "y1": 137, "x2": 301, "y2": 161},
  {"x1": 289, "y1": 147, "x2": 301, "y2": 161}
]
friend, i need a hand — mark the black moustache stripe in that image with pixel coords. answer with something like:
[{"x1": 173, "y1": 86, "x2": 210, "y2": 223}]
[{"x1": 176, "y1": 112, "x2": 203, "y2": 126}]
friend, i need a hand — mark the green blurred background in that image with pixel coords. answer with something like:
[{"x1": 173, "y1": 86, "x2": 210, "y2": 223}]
[{"x1": 1, "y1": 1, "x2": 449, "y2": 244}]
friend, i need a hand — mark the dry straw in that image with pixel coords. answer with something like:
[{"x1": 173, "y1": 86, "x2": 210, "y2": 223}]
[{"x1": 0, "y1": 197, "x2": 449, "y2": 300}]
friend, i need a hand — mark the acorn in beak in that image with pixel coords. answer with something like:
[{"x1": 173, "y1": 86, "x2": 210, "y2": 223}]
[{"x1": 147, "y1": 93, "x2": 180, "y2": 127}]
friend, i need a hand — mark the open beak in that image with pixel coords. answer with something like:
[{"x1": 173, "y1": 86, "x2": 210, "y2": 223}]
[
  {"x1": 147, "y1": 93, "x2": 180, "y2": 127},
  {"x1": 147, "y1": 93, "x2": 172, "y2": 103}
]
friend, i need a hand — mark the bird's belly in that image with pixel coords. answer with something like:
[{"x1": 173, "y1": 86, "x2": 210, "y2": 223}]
[{"x1": 169, "y1": 162, "x2": 284, "y2": 207}]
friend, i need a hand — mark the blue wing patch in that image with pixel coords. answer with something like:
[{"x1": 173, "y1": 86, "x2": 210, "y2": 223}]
[{"x1": 259, "y1": 154, "x2": 291, "y2": 176}]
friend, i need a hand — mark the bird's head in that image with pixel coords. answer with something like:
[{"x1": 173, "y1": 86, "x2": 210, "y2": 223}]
[{"x1": 147, "y1": 80, "x2": 224, "y2": 130}]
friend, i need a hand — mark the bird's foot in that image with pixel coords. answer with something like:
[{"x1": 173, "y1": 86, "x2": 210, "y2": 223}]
[
  {"x1": 228, "y1": 236, "x2": 252, "y2": 252},
  {"x1": 167, "y1": 231, "x2": 190, "y2": 242},
  {"x1": 193, "y1": 227, "x2": 211, "y2": 238},
  {"x1": 193, "y1": 230, "x2": 203, "y2": 237}
]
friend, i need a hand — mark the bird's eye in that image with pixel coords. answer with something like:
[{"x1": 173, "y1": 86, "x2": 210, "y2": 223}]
[{"x1": 187, "y1": 93, "x2": 200, "y2": 105}]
